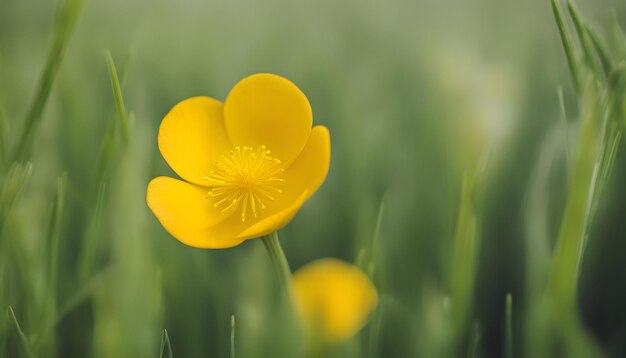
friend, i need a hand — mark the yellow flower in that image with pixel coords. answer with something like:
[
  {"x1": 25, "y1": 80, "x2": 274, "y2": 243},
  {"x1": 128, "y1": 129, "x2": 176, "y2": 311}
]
[
  {"x1": 146, "y1": 74, "x2": 330, "y2": 248},
  {"x1": 292, "y1": 258, "x2": 378, "y2": 342}
]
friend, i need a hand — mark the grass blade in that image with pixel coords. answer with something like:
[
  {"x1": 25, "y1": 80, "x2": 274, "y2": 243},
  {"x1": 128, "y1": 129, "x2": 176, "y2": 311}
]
[
  {"x1": 105, "y1": 51, "x2": 130, "y2": 144},
  {"x1": 450, "y1": 173, "x2": 479, "y2": 336},
  {"x1": 504, "y1": 294, "x2": 513, "y2": 358},
  {"x1": 357, "y1": 194, "x2": 386, "y2": 278},
  {"x1": 93, "y1": 52, "x2": 131, "y2": 193},
  {"x1": 558, "y1": 87, "x2": 572, "y2": 176},
  {"x1": 551, "y1": 0, "x2": 581, "y2": 92},
  {"x1": 31, "y1": 173, "x2": 67, "y2": 350},
  {"x1": 11, "y1": 0, "x2": 86, "y2": 162},
  {"x1": 7, "y1": 306, "x2": 33, "y2": 358},
  {"x1": 159, "y1": 329, "x2": 173, "y2": 358},
  {"x1": 585, "y1": 25, "x2": 613, "y2": 76},
  {"x1": 566, "y1": 0, "x2": 601, "y2": 78},
  {"x1": 230, "y1": 315, "x2": 235, "y2": 358},
  {"x1": 47, "y1": 174, "x2": 67, "y2": 297}
]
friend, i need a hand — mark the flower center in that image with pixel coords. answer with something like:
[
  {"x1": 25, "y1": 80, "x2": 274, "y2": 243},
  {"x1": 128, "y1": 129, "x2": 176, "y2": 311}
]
[{"x1": 205, "y1": 146, "x2": 285, "y2": 221}]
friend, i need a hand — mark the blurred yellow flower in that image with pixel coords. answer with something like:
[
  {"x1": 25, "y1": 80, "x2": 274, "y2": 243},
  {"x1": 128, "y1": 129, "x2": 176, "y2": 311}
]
[
  {"x1": 292, "y1": 258, "x2": 378, "y2": 342},
  {"x1": 147, "y1": 73, "x2": 330, "y2": 248}
]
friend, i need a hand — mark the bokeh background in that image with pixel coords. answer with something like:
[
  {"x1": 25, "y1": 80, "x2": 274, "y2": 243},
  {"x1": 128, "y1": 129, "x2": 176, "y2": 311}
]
[{"x1": 1, "y1": 0, "x2": 626, "y2": 357}]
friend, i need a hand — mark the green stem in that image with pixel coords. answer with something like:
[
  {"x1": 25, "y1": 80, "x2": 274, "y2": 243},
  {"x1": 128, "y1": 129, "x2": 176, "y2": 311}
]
[{"x1": 261, "y1": 231, "x2": 292, "y2": 295}]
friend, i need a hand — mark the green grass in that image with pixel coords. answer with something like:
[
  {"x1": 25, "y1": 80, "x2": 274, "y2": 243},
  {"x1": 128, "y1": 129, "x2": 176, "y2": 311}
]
[{"x1": 1, "y1": 0, "x2": 626, "y2": 356}]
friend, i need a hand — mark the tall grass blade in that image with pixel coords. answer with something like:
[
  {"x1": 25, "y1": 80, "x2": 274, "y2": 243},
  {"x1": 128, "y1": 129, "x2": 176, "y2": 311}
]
[
  {"x1": 549, "y1": 88, "x2": 600, "y2": 309},
  {"x1": 585, "y1": 25, "x2": 613, "y2": 76},
  {"x1": 546, "y1": 2, "x2": 623, "y2": 349},
  {"x1": 47, "y1": 174, "x2": 67, "y2": 298},
  {"x1": 93, "y1": 52, "x2": 131, "y2": 193},
  {"x1": 566, "y1": 0, "x2": 602, "y2": 78},
  {"x1": 450, "y1": 173, "x2": 479, "y2": 337},
  {"x1": 558, "y1": 87, "x2": 572, "y2": 176},
  {"x1": 551, "y1": 0, "x2": 581, "y2": 92},
  {"x1": 230, "y1": 315, "x2": 235, "y2": 358},
  {"x1": 504, "y1": 294, "x2": 513, "y2": 358},
  {"x1": 357, "y1": 194, "x2": 386, "y2": 278},
  {"x1": 31, "y1": 173, "x2": 67, "y2": 350},
  {"x1": 610, "y1": 11, "x2": 626, "y2": 59},
  {"x1": 105, "y1": 51, "x2": 130, "y2": 144},
  {"x1": 7, "y1": 306, "x2": 33, "y2": 358},
  {"x1": 159, "y1": 329, "x2": 173, "y2": 358},
  {"x1": 11, "y1": 0, "x2": 86, "y2": 162}
]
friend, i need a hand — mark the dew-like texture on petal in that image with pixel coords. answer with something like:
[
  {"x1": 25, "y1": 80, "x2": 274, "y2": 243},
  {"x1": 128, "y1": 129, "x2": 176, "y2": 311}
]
[
  {"x1": 283, "y1": 125, "x2": 331, "y2": 201},
  {"x1": 292, "y1": 258, "x2": 378, "y2": 342},
  {"x1": 146, "y1": 176, "x2": 240, "y2": 248},
  {"x1": 224, "y1": 73, "x2": 312, "y2": 166},
  {"x1": 159, "y1": 97, "x2": 231, "y2": 185}
]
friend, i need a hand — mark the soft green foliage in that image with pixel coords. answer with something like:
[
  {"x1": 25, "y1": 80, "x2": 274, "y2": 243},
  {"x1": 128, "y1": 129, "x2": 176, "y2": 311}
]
[{"x1": 1, "y1": 0, "x2": 626, "y2": 357}]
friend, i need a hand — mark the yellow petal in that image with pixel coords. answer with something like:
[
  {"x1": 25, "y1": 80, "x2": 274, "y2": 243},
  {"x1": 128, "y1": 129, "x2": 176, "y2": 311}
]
[
  {"x1": 223, "y1": 73, "x2": 312, "y2": 166},
  {"x1": 229, "y1": 125, "x2": 329, "y2": 238},
  {"x1": 283, "y1": 125, "x2": 331, "y2": 201},
  {"x1": 236, "y1": 190, "x2": 308, "y2": 240},
  {"x1": 292, "y1": 258, "x2": 378, "y2": 342},
  {"x1": 159, "y1": 97, "x2": 232, "y2": 185},
  {"x1": 146, "y1": 176, "x2": 242, "y2": 248},
  {"x1": 221, "y1": 125, "x2": 329, "y2": 239},
  {"x1": 244, "y1": 125, "x2": 330, "y2": 217}
]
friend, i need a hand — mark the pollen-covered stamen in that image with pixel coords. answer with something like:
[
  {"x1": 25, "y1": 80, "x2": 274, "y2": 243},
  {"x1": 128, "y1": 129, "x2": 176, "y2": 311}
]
[{"x1": 205, "y1": 146, "x2": 286, "y2": 221}]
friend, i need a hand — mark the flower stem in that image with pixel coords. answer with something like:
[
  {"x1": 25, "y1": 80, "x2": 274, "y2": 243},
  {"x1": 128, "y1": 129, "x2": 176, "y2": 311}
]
[{"x1": 261, "y1": 231, "x2": 292, "y2": 295}]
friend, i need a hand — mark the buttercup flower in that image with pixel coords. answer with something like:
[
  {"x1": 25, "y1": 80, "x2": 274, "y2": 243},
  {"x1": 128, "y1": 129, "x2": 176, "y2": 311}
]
[
  {"x1": 147, "y1": 74, "x2": 330, "y2": 248},
  {"x1": 292, "y1": 258, "x2": 378, "y2": 342}
]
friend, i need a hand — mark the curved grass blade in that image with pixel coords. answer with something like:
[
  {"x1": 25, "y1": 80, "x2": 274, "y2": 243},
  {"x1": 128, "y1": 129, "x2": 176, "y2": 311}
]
[
  {"x1": 11, "y1": 0, "x2": 86, "y2": 162},
  {"x1": 7, "y1": 306, "x2": 33, "y2": 358},
  {"x1": 585, "y1": 25, "x2": 613, "y2": 76},
  {"x1": 105, "y1": 51, "x2": 129, "y2": 144},
  {"x1": 47, "y1": 174, "x2": 67, "y2": 299},
  {"x1": 566, "y1": 0, "x2": 602, "y2": 79},
  {"x1": 357, "y1": 194, "x2": 386, "y2": 278},
  {"x1": 558, "y1": 87, "x2": 572, "y2": 176},
  {"x1": 551, "y1": 0, "x2": 581, "y2": 92},
  {"x1": 159, "y1": 329, "x2": 173, "y2": 358},
  {"x1": 93, "y1": 52, "x2": 131, "y2": 193},
  {"x1": 31, "y1": 174, "x2": 67, "y2": 349}
]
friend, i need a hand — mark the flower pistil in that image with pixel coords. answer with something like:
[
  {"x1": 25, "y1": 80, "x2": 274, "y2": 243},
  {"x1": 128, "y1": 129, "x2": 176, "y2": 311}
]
[{"x1": 205, "y1": 145, "x2": 285, "y2": 221}]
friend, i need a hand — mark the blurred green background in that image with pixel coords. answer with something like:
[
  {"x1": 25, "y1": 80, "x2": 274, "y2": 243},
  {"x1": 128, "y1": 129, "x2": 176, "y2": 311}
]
[{"x1": 1, "y1": 0, "x2": 626, "y2": 357}]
